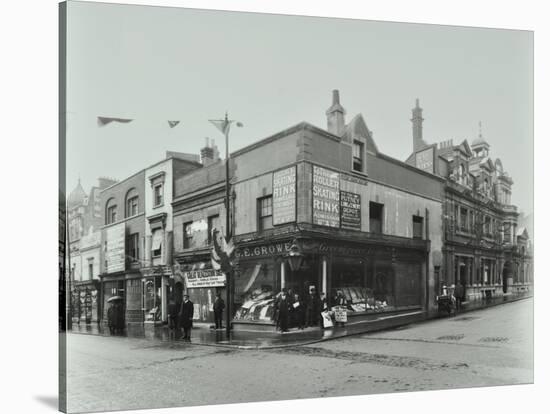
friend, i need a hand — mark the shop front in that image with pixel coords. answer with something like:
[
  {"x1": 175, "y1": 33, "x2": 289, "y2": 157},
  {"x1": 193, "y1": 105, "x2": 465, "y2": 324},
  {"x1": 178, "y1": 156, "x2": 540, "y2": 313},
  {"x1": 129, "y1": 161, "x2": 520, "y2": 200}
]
[
  {"x1": 140, "y1": 266, "x2": 171, "y2": 325},
  {"x1": 73, "y1": 280, "x2": 100, "y2": 324},
  {"x1": 173, "y1": 255, "x2": 227, "y2": 324},
  {"x1": 231, "y1": 235, "x2": 428, "y2": 332}
]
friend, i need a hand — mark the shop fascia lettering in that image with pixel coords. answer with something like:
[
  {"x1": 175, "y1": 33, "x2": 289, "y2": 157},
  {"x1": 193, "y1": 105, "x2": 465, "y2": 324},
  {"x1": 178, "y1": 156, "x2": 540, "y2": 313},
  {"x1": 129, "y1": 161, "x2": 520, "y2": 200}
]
[
  {"x1": 236, "y1": 242, "x2": 292, "y2": 258},
  {"x1": 319, "y1": 243, "x2": 373, "y2": 257}
]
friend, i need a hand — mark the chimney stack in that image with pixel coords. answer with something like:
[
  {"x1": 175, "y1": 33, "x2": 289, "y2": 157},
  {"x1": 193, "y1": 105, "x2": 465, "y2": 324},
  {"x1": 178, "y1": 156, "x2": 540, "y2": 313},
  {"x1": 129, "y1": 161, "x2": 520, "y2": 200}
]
[
  {"x1": 411, "y1": 98, "x2": 425, "y2": 152},
  {"x1": 326, "y1": 89, "x2": 346, "y2": 136},
  {"x1": 200, "y1": 137, "x2": 216, "y2": 166}
]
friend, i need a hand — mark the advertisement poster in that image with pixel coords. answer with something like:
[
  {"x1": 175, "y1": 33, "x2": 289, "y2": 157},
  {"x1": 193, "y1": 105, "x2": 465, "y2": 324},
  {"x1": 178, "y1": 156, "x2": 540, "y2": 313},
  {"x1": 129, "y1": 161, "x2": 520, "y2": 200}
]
[
  {"x1": 340, "y1": 191, "x2": 361, "y2": 230},
  {"x1": 105, "y1": 222, "x2": 125, "y2": 273},
  {"x1": 184, "y1": 269, "x2": 227, "y2": 288},
  {"x1": 273, "y1": 166, "x2": 296, "y2": 225},
  {"x1": 312, "y1": 165, "x2": 340, "y2": 227}
]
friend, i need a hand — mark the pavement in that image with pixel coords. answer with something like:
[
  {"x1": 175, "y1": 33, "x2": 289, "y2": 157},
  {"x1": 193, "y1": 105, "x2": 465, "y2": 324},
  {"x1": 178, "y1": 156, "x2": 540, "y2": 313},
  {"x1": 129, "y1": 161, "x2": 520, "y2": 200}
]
[
  {"x1": 63, "y1": 296, "x2": 534, "y2": 414},
  {"x1": 69, "y1": 293, "x2": 532, "y2": 349}
]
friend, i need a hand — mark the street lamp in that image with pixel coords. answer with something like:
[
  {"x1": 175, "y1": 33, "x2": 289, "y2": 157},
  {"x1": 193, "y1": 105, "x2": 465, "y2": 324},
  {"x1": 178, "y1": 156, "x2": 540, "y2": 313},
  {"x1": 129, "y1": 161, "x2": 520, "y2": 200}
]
[
  {"x1": 209, "y1": 112, "x2": 243, "y2": 339},
  {"x1": 285, "y1": 239, "x2": 304, "y2": 272}
]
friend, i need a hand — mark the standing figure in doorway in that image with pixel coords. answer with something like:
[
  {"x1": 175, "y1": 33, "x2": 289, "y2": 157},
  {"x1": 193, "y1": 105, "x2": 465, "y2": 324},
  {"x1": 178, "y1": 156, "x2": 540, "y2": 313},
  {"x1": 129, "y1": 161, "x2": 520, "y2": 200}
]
[
  {"x1": 179, "y1": 294, "x2": 194, "y2": 341},
  {"x1": 454, "y1": 281, "x2": 464, "y2": 313},
  {"x1": 213, "y1": 291, "x2": 225, "y2": 330}
]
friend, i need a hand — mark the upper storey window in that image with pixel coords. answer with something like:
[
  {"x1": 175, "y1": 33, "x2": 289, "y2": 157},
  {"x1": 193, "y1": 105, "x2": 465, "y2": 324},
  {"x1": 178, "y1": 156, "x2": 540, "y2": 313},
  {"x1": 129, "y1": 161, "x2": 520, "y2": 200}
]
[{"x1": 352, "y1": 140, "x2": 364, "y2": 173}]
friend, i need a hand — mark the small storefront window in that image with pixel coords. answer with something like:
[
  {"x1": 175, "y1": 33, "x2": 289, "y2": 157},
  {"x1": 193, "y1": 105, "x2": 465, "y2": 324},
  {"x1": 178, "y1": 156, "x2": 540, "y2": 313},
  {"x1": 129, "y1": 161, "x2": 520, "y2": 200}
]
[
  {"x1": 331, "y1": 257, "x2": 368, "y2": 311},
  {"x1": 394, "y1": 261, "x2": 421, "y2": 307},
  {"x1": 143, "y1": 277, "x2": 161, "y2": 322},
  {"x1": 370, "y1": 262, "x2": 395, "y2": 310},
  {"x1": 233, "y1": 260, "x2": 277, "y2": 322}
]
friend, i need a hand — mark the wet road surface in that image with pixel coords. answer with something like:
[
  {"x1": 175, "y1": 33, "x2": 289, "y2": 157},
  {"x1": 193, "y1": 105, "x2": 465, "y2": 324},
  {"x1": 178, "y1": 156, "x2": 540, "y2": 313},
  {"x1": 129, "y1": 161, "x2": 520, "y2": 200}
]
[{"x1": 65, "y1": 297, "x2": 533, "y2": 413}]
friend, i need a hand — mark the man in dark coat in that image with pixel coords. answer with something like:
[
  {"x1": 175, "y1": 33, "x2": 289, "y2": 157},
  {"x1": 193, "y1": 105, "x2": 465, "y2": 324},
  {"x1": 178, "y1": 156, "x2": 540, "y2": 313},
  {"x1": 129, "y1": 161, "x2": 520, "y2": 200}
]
[
  {"x1": 454, "y1": 281, "x2": 465, "y2": 313},
  {"x1": 277, "y1": 291, "x2": 291, "y2": 332},
  {"x1": 168, "y1": 296, "x2": 178, "y2": 331},
  {"x1": 305, "y1": 288, "x2": 321, "y2": 327},
  {"x1": 179, "y1": 294, "x2": 194, "y2": 341},
  {"x1": 213, "y1": 292, "x2": 225, "y2": 330}
]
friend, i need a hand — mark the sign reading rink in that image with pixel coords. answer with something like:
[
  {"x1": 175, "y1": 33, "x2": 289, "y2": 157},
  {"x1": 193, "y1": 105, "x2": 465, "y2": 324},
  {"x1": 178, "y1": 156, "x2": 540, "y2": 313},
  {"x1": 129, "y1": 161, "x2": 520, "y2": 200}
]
[
  {"x1": 312, "y1": 165, "x2": 340, "y2": 227},
  {"x1": 272, "y1": 166, "x2": 296, "y2": 225}
]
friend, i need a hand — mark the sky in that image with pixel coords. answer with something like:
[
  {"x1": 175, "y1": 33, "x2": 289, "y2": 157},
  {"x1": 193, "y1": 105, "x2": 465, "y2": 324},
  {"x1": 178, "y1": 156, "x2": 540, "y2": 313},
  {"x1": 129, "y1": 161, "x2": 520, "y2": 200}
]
[{"x1": 65, "y1": 1, "x2": 534, "y2": 214}]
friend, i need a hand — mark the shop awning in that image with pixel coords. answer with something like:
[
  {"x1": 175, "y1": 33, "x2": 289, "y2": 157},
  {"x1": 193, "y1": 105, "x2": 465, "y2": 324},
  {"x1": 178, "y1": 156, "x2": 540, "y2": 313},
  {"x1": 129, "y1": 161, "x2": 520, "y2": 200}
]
[
  {"x1": 152, "y1": 230, "x2": 163, "y2": 250},
  {"x1": 243, "y1": 264, "x2": 262, "y2": 293}
]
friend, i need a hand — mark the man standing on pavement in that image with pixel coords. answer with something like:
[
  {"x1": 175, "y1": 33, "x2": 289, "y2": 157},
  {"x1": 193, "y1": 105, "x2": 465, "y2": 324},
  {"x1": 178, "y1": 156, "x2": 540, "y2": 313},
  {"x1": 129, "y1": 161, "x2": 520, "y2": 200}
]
[
  {"x1": 454, "y1": 281, "x2": 464, "y2": 313},
  {"x1": 213, "y1": 291, "x2": 225, "y2": 330},
  {"x1": 179, "y1": 294, "x2": 194, "y2": 341}
]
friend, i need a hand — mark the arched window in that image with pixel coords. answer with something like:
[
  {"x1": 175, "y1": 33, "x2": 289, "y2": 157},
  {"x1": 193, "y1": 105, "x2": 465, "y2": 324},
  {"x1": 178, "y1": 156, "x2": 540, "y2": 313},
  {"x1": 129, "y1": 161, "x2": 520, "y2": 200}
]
[
  {"x1": 125, "y1": 188, "x2": 139, "y2": 218},
  {"x1": 458, "y1": 164, "x2": 466, "y2": 184},
  {"x1": 105, "y1": 198, "x2": 117, "y2": 224}
]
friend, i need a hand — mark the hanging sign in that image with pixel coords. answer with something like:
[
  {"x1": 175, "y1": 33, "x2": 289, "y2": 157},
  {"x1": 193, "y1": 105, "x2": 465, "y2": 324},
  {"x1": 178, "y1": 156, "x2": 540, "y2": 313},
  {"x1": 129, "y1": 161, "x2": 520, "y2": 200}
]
[
  {"x1": 340, "y1": 191, "x2": 361, "y2": 230},
  {"x1": 312, "y1": 165, "x2": 340, "y2": 227},
  {"x1": 273, "y1": 166, "x2": 296, "y2": 225}
]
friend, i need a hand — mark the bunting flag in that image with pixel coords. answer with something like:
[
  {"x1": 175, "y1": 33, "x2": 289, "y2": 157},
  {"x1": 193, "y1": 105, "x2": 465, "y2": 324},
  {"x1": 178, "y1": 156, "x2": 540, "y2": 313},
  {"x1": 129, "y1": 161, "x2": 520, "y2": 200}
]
[
  {"x1": 209, "y1": 117, "x2": 243, "y2": 136},
  {"x1": 209, "y1": 118, "x2": 232, "y2": 136},
  {"x1": 97, "y1": 116, "x2": 133, "y2": 127},
  {"x1": 167, "y1": 120, "x2": 180, "y2": 128},
  {"x1": 211, "y1": 228, "x2": 234, "y2": 274}
]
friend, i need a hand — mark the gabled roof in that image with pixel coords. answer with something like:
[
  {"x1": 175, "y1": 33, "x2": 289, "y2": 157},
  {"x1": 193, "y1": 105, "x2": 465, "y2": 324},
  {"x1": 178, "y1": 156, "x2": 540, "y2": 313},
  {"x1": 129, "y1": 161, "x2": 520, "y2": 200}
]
[
  {"x1": 456, "y1": 139, "x2": 473, "y2": 158},
  {"x1": 342, "y1": 114, "x2": 379, "y2": 154}
]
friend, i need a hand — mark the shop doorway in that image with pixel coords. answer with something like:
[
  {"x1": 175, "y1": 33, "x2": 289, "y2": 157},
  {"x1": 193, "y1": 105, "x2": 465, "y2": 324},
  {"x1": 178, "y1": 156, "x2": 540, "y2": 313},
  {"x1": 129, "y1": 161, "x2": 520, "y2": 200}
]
[{"x1": 286, "y1": 259, "x2": 319, "y2": 300}]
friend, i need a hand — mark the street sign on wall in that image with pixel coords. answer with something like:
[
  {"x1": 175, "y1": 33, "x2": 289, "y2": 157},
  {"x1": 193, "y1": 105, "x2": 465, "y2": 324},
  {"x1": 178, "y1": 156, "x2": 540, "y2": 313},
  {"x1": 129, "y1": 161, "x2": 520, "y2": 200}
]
[
  {"x1": 312, "y1": 165, "x2": 340, "y2": 227},
  {"x1": 272, "y1": 166, "x2": 296, "y2": 225},
  {"x1": 340, "y1": 191, "x2": 361, "y2": 230}
]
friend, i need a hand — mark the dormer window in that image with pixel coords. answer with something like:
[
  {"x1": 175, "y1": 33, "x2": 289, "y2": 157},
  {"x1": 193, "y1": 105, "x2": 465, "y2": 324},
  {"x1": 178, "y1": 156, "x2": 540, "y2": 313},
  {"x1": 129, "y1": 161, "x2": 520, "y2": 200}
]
[{"x1": 352, "y1": 140, "x2": 364, "y2": 172}]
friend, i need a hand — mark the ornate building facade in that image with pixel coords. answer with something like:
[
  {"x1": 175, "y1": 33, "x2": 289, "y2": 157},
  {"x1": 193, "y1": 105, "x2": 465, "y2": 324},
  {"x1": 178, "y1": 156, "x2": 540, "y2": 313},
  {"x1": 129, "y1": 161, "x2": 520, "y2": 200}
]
[{"x1": 405, "y1": 101, "x2": 532, "y2": 303}]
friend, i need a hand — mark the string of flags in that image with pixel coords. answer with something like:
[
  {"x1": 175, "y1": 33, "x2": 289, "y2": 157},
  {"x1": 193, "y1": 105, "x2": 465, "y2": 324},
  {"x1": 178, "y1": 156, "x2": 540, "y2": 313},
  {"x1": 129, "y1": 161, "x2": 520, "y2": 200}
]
[{"x1": 97, "y1": 116, "x2": 181, "y2": 128}]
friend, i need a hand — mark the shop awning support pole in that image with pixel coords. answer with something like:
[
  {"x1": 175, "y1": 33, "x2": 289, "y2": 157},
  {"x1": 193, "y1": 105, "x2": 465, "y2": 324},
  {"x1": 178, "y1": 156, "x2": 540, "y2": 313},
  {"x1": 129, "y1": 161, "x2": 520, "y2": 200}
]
[{"x1": 224, "y1": 112, "x2": 232, "y2": 340}]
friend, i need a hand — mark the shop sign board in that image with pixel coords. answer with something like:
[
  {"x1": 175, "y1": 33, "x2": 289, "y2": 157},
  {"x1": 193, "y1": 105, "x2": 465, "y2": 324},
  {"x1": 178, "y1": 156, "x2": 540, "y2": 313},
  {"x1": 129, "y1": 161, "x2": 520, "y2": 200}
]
[
  {"x1": 105, "y1": 222, "x2": 125, "y2": 273},
  {"x1": 235, "y1": 242, "x2": 292, "y2": 258},
  {"x1": 340, "y1": 191, "x2": 361, "y2": 230},
  {"x1": 334, "y1": 306, "x2": 348, "y2": 323},
  {"x1": 312, "y1": 165, "x2": 340, "y2": 228},
  {"x1": 273, "y1": 166, "x2": 296, "y2": 225},
  {"x1": 183, "y1": 269, "x2": 226, "y2": 288}
]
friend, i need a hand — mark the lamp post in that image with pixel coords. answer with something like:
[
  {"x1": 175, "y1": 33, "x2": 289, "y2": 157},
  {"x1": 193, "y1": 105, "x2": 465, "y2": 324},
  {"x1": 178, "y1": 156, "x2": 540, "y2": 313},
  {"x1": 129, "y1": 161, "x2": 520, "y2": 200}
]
[{"x1": 209, "y1": 112, "x2": 243, "y2": 339}]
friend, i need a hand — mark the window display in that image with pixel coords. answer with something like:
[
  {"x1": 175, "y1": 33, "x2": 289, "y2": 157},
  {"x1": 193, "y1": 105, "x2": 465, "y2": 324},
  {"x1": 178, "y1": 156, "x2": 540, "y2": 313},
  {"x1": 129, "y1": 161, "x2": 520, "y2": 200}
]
[
  {"x1": 233, "y1": 260, "x2": 277, "y2": 322},
  {"x1": 143, "y1": 277, "x2": 161, "y2": 322}
]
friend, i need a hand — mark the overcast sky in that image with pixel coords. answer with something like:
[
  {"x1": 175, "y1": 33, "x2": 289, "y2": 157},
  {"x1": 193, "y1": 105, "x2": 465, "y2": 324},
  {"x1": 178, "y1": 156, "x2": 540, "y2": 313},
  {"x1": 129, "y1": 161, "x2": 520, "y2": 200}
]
[{"x1": 66, "y1": 1, "x2": 533, "y2": 214}]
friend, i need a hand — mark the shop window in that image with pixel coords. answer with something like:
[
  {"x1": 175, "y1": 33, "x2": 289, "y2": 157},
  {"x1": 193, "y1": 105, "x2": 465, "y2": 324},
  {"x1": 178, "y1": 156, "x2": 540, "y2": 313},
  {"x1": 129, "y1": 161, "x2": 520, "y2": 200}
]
[
  {"x1": 127, "y1": 232, "x2": 140, "y2": 262},
  {"x1": 369, "y1": 202, "x2": 384, "y2": 234},
  {"x1": 352, "y1": 140, "x2": 364, "y2": 172},
  {"x1": 207, "y1": 215, "x2": 220, "y2": 245},
  {"x1": 183, "y1": 222, "x2": 194, "y2": 249},
  {"x1": 331, "y1": 257, "x2": 370, "y2": 311},
  {"x1": 258, "y1": 196, "x2": 273, "y2": 231},
  {"x1": 371, "y1": 262, "x2": 395, "y2": 308},
  {"x1": 394, "y1": 262, "x2": 421, "y2": 306},
  {"x1": 233, "y1": 261, "x2": 277, "y2": 322},
  {"x1": 143, "y1": 277, "x2": 162, "y2": 322},
  {"x1": 153, "y1": 183, "x2": 163, "y2": 207},
  {"x1": 412, "y1": 215, "x2": 424, "y2": 239},
  {"x1": 152, "y1": 229, "x2": 163, "y2": 257},
  {"x1": 105, "y1": 198, "x2": 117, "y2": 224}
]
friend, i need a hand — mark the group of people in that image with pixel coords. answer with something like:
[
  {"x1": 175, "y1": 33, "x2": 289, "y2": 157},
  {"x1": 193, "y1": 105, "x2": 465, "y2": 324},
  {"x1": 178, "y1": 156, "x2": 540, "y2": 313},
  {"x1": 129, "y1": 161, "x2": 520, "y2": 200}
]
[
  {"x1": 167, "y1": 294, "x2": 195, "y2": 341},
  {"x1": 441, "y1": 281, "x2": 465, "y2": 314},
  {"x1": 272, "y1": 287, "x2": 328, "y2": 332}
]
